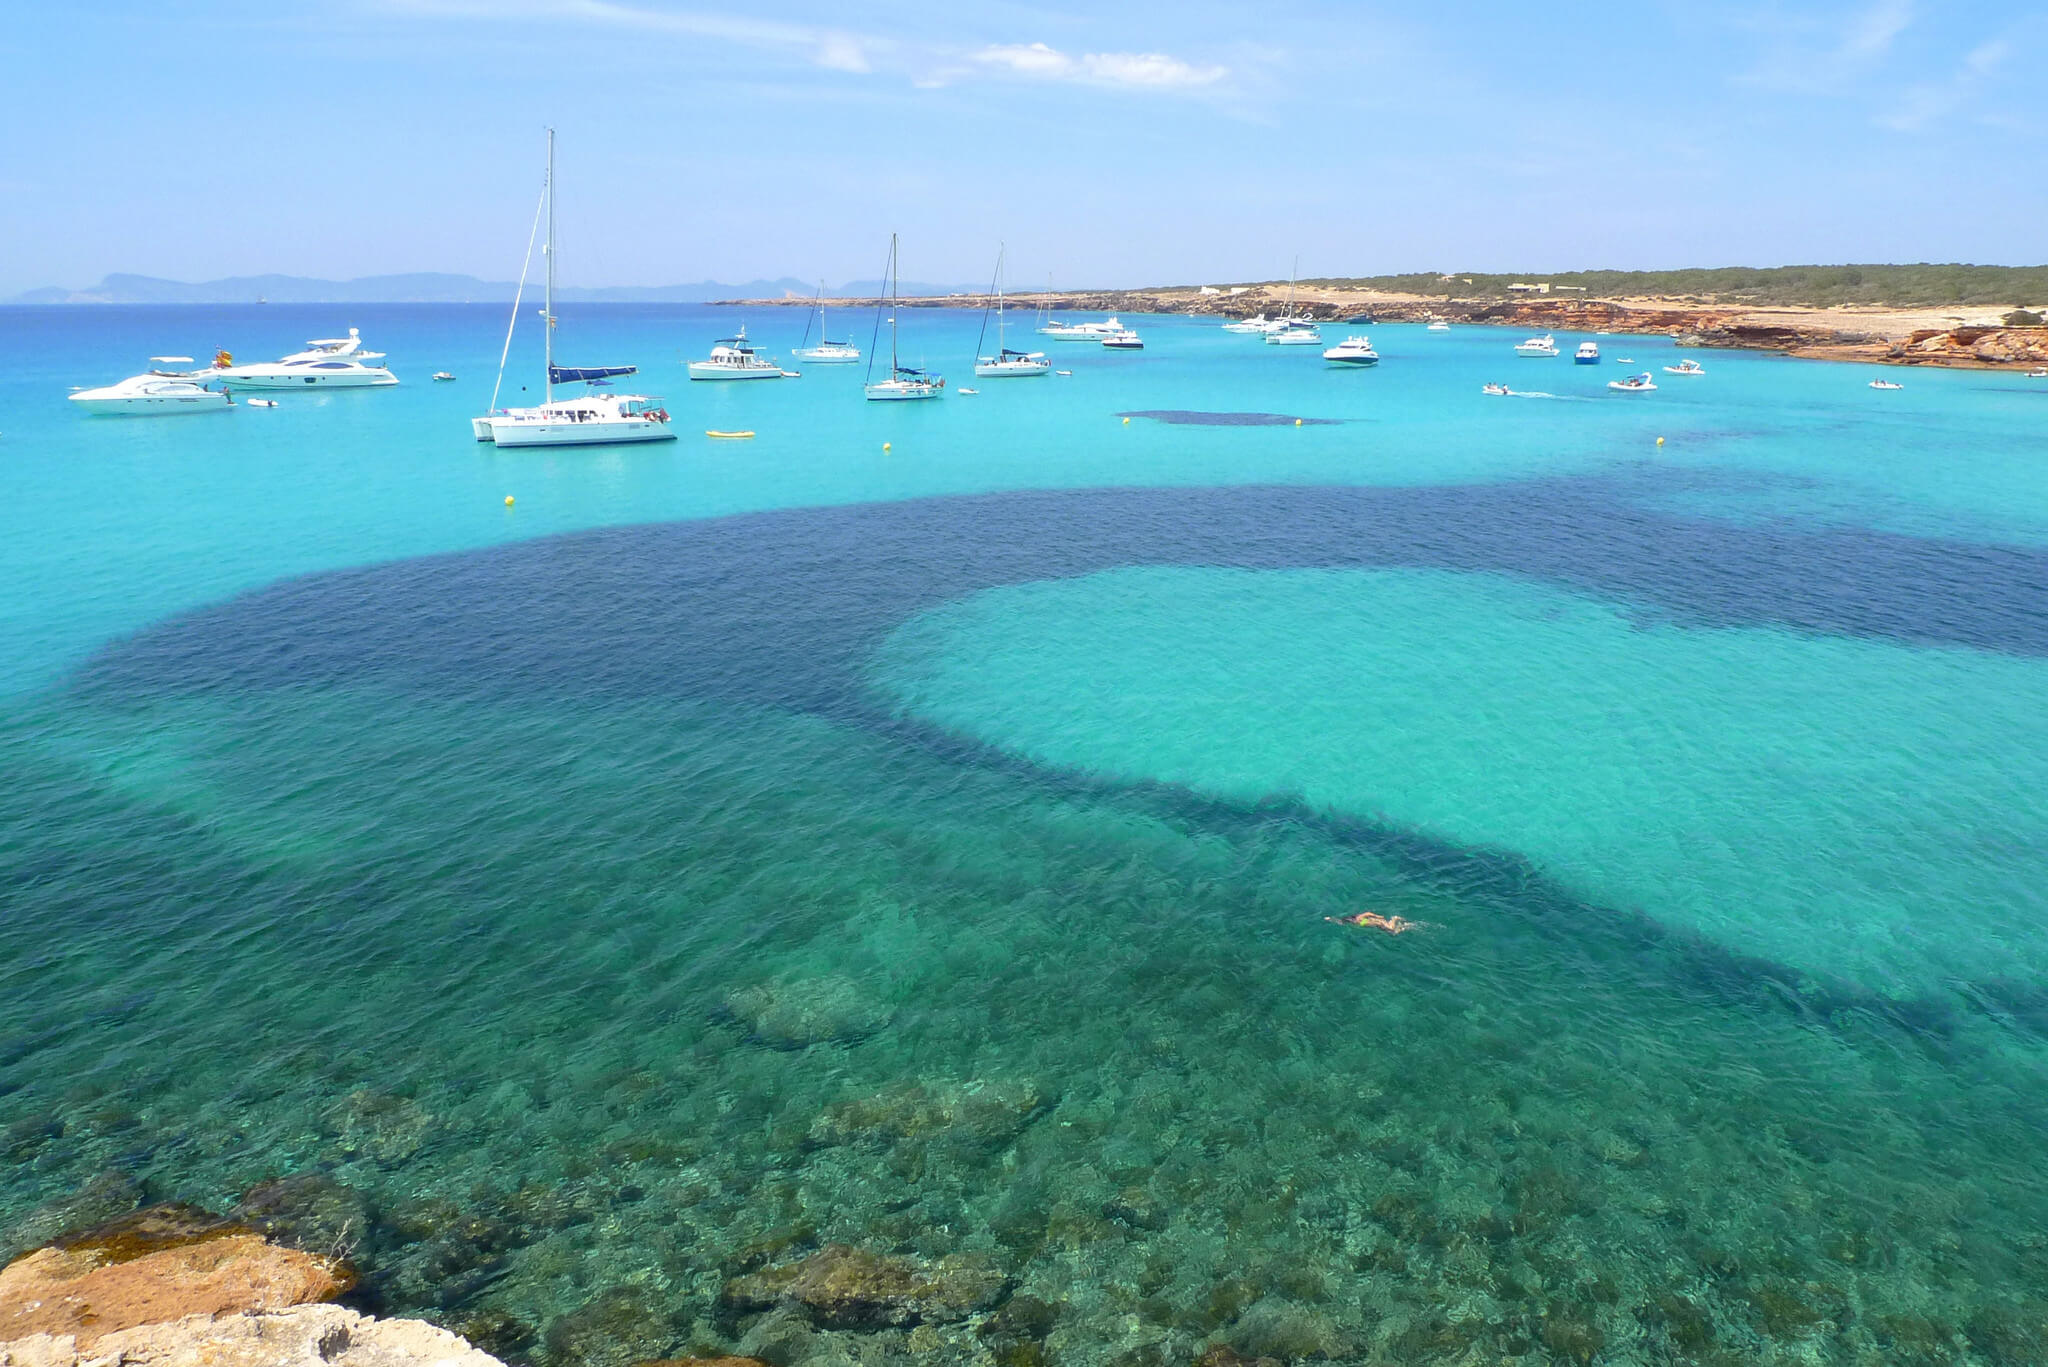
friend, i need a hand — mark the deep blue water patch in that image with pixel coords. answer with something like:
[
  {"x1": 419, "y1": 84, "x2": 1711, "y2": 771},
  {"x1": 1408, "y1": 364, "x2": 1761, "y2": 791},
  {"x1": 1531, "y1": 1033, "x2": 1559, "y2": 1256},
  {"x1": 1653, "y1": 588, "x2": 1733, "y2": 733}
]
[{"x1": 1115, "y1": 409, "x2": 1346, "y2": 426}]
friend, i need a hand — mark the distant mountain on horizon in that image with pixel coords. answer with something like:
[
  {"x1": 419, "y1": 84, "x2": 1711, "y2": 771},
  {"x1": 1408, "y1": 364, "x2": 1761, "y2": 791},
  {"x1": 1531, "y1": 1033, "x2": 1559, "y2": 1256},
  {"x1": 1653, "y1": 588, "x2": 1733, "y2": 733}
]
[{"x1": 7, "y1": 272, "x2": 986, "y2": 305}]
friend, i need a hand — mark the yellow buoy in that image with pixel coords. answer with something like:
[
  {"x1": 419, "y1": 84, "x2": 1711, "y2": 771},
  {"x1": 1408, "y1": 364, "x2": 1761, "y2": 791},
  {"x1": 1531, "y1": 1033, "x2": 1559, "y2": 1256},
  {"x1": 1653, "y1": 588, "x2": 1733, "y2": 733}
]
[
  {"x1": 504, "y1": 495, "x2": 515, "y2": 506},
  {"x1": 883, "y1": 442, "x2": 892, "y2": 452},
  {"x1": 706, "y1": 430, "x2": 754, "y2": 439},
  {"x1": 1656, "y1": 436, "x2": 1665, "y2": 446},
  {"x1": 1295, "y1": 418, "x2": 1303, "y2": 426}
]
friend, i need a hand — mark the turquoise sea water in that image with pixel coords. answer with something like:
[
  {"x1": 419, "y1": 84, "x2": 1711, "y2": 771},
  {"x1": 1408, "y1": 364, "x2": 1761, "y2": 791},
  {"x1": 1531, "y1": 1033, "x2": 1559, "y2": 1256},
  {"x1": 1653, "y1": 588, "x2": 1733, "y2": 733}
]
[{"x1": 5, "y1": 304, "x2": 2048, "y2": 1365}]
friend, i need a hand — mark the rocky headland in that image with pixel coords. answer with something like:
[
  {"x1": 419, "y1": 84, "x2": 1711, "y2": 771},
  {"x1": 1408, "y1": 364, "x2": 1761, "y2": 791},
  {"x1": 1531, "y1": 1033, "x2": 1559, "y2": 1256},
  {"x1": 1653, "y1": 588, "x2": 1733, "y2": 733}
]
[{"x1": 722, "y1": 284, "x2": 2048, "y2": 369}]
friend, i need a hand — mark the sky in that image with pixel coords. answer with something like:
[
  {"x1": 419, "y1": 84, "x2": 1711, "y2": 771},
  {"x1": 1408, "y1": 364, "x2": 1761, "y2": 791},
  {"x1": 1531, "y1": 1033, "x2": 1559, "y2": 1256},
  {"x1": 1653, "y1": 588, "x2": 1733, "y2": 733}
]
[{"x1": 0, "y1": 0, "x2": 2041, "y2": 294}]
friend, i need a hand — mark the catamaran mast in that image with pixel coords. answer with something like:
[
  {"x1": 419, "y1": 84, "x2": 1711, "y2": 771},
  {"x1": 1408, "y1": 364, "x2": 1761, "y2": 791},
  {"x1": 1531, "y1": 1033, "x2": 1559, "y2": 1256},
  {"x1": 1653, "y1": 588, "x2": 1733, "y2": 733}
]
[{"x1": 544, "y1": 127, "x2": 556, "y2": 405}]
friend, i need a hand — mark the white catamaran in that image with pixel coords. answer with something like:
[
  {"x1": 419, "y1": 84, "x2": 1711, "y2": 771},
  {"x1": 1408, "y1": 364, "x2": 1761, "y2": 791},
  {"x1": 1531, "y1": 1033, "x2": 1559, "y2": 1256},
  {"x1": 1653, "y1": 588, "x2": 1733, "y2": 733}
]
[
  {"x1": 793, "y1": 282, "x2": 861, "y2": 363},
  {"x1": 473, "y1": 129, "x2": 675, "y2": 446},
  {"x1": 974, "y1": 246, "x2": 1049, "y2": 379},
  {"x1": 864, "y1": 234, "x2": 944, "y2": 401}
]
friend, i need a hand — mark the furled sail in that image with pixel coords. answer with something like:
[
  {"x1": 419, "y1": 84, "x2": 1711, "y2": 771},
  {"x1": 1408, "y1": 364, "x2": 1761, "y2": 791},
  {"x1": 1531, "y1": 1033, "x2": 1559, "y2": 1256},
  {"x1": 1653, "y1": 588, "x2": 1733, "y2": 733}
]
[{"x1": 549, "y1": 364, "x2": 637, "y2": 385}]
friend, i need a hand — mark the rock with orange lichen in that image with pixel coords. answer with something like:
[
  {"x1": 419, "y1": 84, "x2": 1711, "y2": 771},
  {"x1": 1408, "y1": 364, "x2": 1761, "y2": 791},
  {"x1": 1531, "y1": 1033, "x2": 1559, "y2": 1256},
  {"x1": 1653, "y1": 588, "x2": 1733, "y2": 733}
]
[
  {"x1": 0, "y1": 1304, "x2": 503, "y2": 1367},
  {"x1": 0, "y1": 1205, "x2": 353, "y2": 1348}
]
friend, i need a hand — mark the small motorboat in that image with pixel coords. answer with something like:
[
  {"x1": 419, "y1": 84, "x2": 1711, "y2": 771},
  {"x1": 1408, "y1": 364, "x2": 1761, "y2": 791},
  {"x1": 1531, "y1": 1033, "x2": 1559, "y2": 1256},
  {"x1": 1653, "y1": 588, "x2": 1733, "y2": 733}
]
[
  {"x1": 957, "y1": 387, "x2": 980, "y2": 395},
  {"x1": 1427, "y1": 319, "x2": 1451, "y2": 332},
  {"x1": 688, "y1": 328, "x2": 786, "y2": 381},
  {"x1": 1323, "y1": 336, "x2": 1379, "y2": 366},
  {"x1": 1609, "y1": 372, "x2": 1658, "y2": 392},
  {"x1": 246, "y1": 398, "x2": 279, "y2": 408},
  {"x1": 1100, "y1": 329, "x2": 1145, "y2": 350},
  {"x1": 1482, "y1": 382, "x2": 1510, "y2": 396},
  {"x1": 433, "y1": 371, "x2": 457, "y2": 382},
  {"x1": 2027, "y1": 367, "x2": 2047, "y2": 379},
  {"x1": 1515, "y1": 334, "x2": 1559, "y2": 357},
  {"x1": 1055, "y1": 369, "x2": 1073, "y2": 377},
  {"x1": 1663, "y1": 359, "x2": 1705, "y2": 376},
  {"x1": 1615, "y1": 357, "x2": 1635, "y2": 364},
  {"x1": 1574, "y1": 340, "x2": 1601, "y2": 365},
  {"x1": 1869, "y1": 379, "x2": 1904, "y2": 390}
]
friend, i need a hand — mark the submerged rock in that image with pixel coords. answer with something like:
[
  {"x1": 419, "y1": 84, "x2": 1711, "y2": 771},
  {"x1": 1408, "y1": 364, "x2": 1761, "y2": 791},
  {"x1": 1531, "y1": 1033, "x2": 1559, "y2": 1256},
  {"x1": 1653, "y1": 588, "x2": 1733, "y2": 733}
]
[
  {"x1": 324, "y1": 1089, "x2": 435, "y2": 1166},
  {"x1": 0, "y1": 1227, "x2": 353, "y2": 1346},
  {"x1": 808, "y1": 1077, "x2": 1050, "y2": 1148},
  {"x1": 723, "y1": 976, "x2": 892, "y2": 1049},
  {"x1": 543, "y1": 1286, "x2": 680, "y2": 1367},
  {"x1": 0, "y1": 1171, "x2": 143, "y2": 1265},
  {"x1": 720, "y1": 1245, "x2": 1010, "y2": 1331},
  {"x1": 0, "y1": 1304, "x2": 503, "y2": 1367},
  {"x1": 233, "y1": 1174, "x2": 373, "y2": 1261}
]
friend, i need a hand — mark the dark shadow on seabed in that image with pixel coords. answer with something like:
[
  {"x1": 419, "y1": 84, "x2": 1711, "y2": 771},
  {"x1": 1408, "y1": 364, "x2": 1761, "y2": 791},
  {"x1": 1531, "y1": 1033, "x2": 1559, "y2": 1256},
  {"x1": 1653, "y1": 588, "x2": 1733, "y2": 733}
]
[{"x1": 64, "y1": 472, "x2": 2048, "y2": 1040}]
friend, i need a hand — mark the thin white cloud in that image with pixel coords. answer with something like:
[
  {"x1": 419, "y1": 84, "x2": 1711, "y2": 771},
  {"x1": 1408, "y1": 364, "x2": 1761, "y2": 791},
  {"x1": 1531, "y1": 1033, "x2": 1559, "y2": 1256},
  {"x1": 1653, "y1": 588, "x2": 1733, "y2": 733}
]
[
  {"x1": 1737, "y1": 0, "x2": 1914, "y2": 94},
  {"x1": 1878, "y1": 37, "x2": 2011, "y2": 130},
  {"x1": 972, "y1": 41, "x2": 1227, "y2": 91}
]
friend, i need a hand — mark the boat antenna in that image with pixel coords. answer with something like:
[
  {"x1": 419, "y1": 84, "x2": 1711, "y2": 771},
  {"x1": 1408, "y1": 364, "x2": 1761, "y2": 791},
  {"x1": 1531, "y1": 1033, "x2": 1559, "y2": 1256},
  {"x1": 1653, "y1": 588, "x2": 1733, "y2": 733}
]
[
  {"x1": 489, "y1": 160, "x2": 550, "y2": 416},
  {"x1": 544, "y1": 126, "x2": 556, "y2": 405},
  {"x1": 866, "y1": 236, "x2": 892, "y2": 385},
  {"x1": 974, "y1": 244, "x2": 1003, "y2": 362}
]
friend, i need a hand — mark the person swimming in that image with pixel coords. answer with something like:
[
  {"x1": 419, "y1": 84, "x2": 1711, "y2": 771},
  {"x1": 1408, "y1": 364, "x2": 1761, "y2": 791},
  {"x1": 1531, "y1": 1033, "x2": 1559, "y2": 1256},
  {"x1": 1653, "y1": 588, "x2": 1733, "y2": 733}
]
[{"x1": 1325, "y1": 911, "x2": 1426, "y2": 934}]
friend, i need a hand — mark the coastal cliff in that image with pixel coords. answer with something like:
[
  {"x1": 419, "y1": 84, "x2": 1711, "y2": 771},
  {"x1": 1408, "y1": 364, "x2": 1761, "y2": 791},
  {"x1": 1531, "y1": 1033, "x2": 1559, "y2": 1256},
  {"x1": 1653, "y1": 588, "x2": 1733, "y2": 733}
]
[{"x1": 723, "y1": 285, "x2": 2047, "y2": 369}]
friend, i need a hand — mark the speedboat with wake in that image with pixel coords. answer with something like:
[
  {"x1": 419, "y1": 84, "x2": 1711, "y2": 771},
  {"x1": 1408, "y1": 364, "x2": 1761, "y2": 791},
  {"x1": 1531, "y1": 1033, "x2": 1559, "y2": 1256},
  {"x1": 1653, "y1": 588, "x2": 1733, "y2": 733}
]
[
  {"x1": 1663, "y1": 358, "x2": 1705, "y2": 376},
  {"x1": 69, "y1": 358, "x2": 232, "y2": 415},
  {"x1": 1323, "y1": 336, "x2": 1378, "y2": 366},
  {"x1": 212, "y1": 329, "x2": 397, "y2": 387},
  {"x1": 1609, "y1": 372, "x2": 1658, "y2": 393},
  {"x1": 1515, "y1": 334, "x2": 1559, "y2": 357},
  {"x1": 688, "y1": 327, "x2": 788, "y2": 380},
  {"x1": 1481, "y1": 382, "x2": 1510, "y2": 396},
  {"x1": 473, "y1": 129, "x2": 674, "y2": 446}
]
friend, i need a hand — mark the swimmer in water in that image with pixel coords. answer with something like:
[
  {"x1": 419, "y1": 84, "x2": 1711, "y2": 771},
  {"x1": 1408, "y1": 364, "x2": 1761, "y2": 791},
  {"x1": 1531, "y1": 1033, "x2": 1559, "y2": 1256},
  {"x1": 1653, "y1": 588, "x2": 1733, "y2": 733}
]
[{"x1": 1325, "y1": 911, "x2": 1427, "y2": 934}]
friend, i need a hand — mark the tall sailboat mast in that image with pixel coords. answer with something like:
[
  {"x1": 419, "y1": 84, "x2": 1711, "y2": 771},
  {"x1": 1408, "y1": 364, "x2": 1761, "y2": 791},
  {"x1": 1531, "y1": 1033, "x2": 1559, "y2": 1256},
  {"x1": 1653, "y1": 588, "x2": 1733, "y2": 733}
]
[
  {"x1": 890, "y1": 234, "x2": 900, "y2": 376},
  {"x1": 544, "y1": 127, "x2": 556, "y2": 405}
]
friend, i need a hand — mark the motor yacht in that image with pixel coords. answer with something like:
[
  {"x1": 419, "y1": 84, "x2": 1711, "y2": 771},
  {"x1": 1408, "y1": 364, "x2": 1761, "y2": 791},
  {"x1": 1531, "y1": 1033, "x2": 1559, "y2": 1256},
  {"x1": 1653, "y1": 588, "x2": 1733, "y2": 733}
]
[
  {"x1": 1323, "y1": 336, "x2": 1378, "y2": 366},
  {"x1": 2028, "y1": 367, "x2": 2048, "y2": 379},
  {"x1": 974, "y1": 247, "x2": 1051, "y2": 377},
  {"x1": 1266, "y1": 319, "x2": 1323, "y2": 346},
  {"x1": 1222, "y1": 314, "x2": 1283, "y2": 334},
  {"x1": 473, "y1": 129, "x2": 674, "y2": 446},
  {"x1": 1427, "y1": 319, "x2": 1451, "y2": 332},
  {"x1": 865, "y1": 233, "x2": 945, "y2": 401},
  {"x1": 1515, "y1": 334, "x2": 1559, "y2": 357},
  {"x1": 69, "y1": 359, "x2": 232, "y2": 415},
  {"x1": 688, "y1": 328, "x2": 787, "y2": 381},
  {"x1": 792, "y1": 283, "x2": 861, "y2": 363},
  {"x1": 1575, "y1": 341, "x2": 1601, "y2": 365},
  {"x1": 1100, "y1": 329, "x2": 1145, "y2": 351},
  {"x1": 1608, "y1": 372, "x2": 1658, "y2": 393},
  {"x1": 1039, "y1": 316, "x2": 1126, "y2": 340},
  {"x1": 213, "y1": 329, "x2": 397, "y2": 387},
  {"x1": 1664, "y1": 358, "x2": 1706, "y2": 376}
]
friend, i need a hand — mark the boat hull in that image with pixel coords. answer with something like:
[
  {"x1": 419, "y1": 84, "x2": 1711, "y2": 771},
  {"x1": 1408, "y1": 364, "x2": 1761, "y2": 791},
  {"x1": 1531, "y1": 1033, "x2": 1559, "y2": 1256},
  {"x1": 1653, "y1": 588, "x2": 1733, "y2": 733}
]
[
  {"x1": 212, "y1": 367, "x2": 398, "y2": 388},
  {"x1": 974, "y1": 361, "x2": 1051, "y2": 377},
  {"x1": 1324, "y1": 354, "x2": 1378, "y2": 366},
  {"x1": 686, "y1": 363, "x2": 784, "y2": 381},
  {"x1": 865, "y1": 383, "x2": 943, "y2": 401},
  {"x1": 486, "y1": 418, "x2": 678, "y2": 446},
  {"x1": 69, "y1": 392, "x2": 231, "y2": 415},
  {"x1": 792, "y1": 349, "x2": 861, "y2": 364}
]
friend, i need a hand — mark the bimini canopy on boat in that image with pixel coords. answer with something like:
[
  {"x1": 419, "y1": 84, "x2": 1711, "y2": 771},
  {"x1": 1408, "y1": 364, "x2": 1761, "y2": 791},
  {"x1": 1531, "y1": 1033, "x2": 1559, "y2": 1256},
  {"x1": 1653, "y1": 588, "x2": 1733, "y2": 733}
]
[{"x1": 549, "y1": 364, "x2": 638, "y2": 385}]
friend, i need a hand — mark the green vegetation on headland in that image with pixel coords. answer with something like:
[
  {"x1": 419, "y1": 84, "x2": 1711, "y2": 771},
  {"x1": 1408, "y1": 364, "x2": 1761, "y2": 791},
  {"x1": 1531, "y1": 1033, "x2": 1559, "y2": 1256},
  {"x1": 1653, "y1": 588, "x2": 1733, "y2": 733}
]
[{"x1": 1268, "y1": 264, "x2": 2048, "y2": 308}]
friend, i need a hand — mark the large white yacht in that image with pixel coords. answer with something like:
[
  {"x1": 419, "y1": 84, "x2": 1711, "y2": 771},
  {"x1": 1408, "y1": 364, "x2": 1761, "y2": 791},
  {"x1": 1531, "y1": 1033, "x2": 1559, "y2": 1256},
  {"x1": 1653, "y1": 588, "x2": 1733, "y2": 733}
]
[
  {"x1": 1222, "y1": 314, "x2": 1285, "y2": 335},
  {"x1": 212, "y1": 329, "x2": 397, "y2": 387},
  {"x1": 974, "y1": 246, "x2": 1051, "y2": 378},
  {"x1": 1323, "y1": 336, "x2": 1379, "y2": 366},
  {"x1": 1514, "y1": 333, "x2": 1560, "y2": 357},
  {"x1": 865, "y1": 233, "x2": 944, "y2": 401},
  {"x1": 472, "y1": 130, "x2": 674, "y2": 446},
  {"x1": 1039, "y1": 315, "x2": 1125, "y2": 340},
  {"x1": 70, "y1": 359, "x2": 233, "y2": 415},
  {"x1": 687, "y1": 328, "x2": 787, "y2": 380}
]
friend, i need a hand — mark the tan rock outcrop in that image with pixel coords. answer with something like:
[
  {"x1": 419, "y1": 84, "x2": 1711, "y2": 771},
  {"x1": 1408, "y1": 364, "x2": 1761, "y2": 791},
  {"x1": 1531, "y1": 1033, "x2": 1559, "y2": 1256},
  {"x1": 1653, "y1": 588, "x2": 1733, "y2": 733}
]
[
  {"x1": 0, "y1": 1303, "x2": 503, "y2": 1367},
  {"x1": 0, "y1": 1233, "x2": 352, "y2": 1346}
]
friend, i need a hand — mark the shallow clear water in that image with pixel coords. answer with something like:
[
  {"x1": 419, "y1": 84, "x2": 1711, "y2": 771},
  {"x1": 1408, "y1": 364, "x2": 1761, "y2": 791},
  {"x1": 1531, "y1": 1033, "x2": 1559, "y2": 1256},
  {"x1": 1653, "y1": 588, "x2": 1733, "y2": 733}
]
[{"x1": 4, "y1": 305, "x2": 2048, "y2": 1365}]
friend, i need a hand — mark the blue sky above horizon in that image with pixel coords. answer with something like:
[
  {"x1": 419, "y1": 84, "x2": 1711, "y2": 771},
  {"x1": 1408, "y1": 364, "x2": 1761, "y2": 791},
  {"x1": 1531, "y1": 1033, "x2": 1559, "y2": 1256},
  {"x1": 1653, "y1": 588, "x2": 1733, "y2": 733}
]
[{"x1": 1, "y1": 0, "x2": 2041, "y2": 294}]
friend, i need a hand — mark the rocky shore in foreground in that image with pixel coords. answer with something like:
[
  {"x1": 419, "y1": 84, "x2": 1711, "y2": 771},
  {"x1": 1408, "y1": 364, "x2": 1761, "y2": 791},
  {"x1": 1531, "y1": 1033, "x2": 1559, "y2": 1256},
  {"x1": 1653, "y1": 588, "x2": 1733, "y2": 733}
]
[{"x1": 721, "y1": 285, "x2": 2048, "y2": 370}]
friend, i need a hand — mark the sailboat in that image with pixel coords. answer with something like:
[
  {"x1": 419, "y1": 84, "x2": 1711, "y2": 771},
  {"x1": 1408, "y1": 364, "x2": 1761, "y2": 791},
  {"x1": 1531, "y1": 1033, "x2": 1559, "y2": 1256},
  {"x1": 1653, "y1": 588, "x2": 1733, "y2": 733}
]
[
  {"x1": 974, "y1": 246, "x2": 1050, "y2": 379},
  {"x1": 864, "y1": 234, "x2": 944, "y2": 401},
  {"x1": 793, "y1": 282, "x2": 860, "y2": 363},
  {"x1": 473, "y1": 128, "x2": 674, "y2": 446},
  {"x1": 1263, "y1": 257, "x2": 1321, "y2": 345}
]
